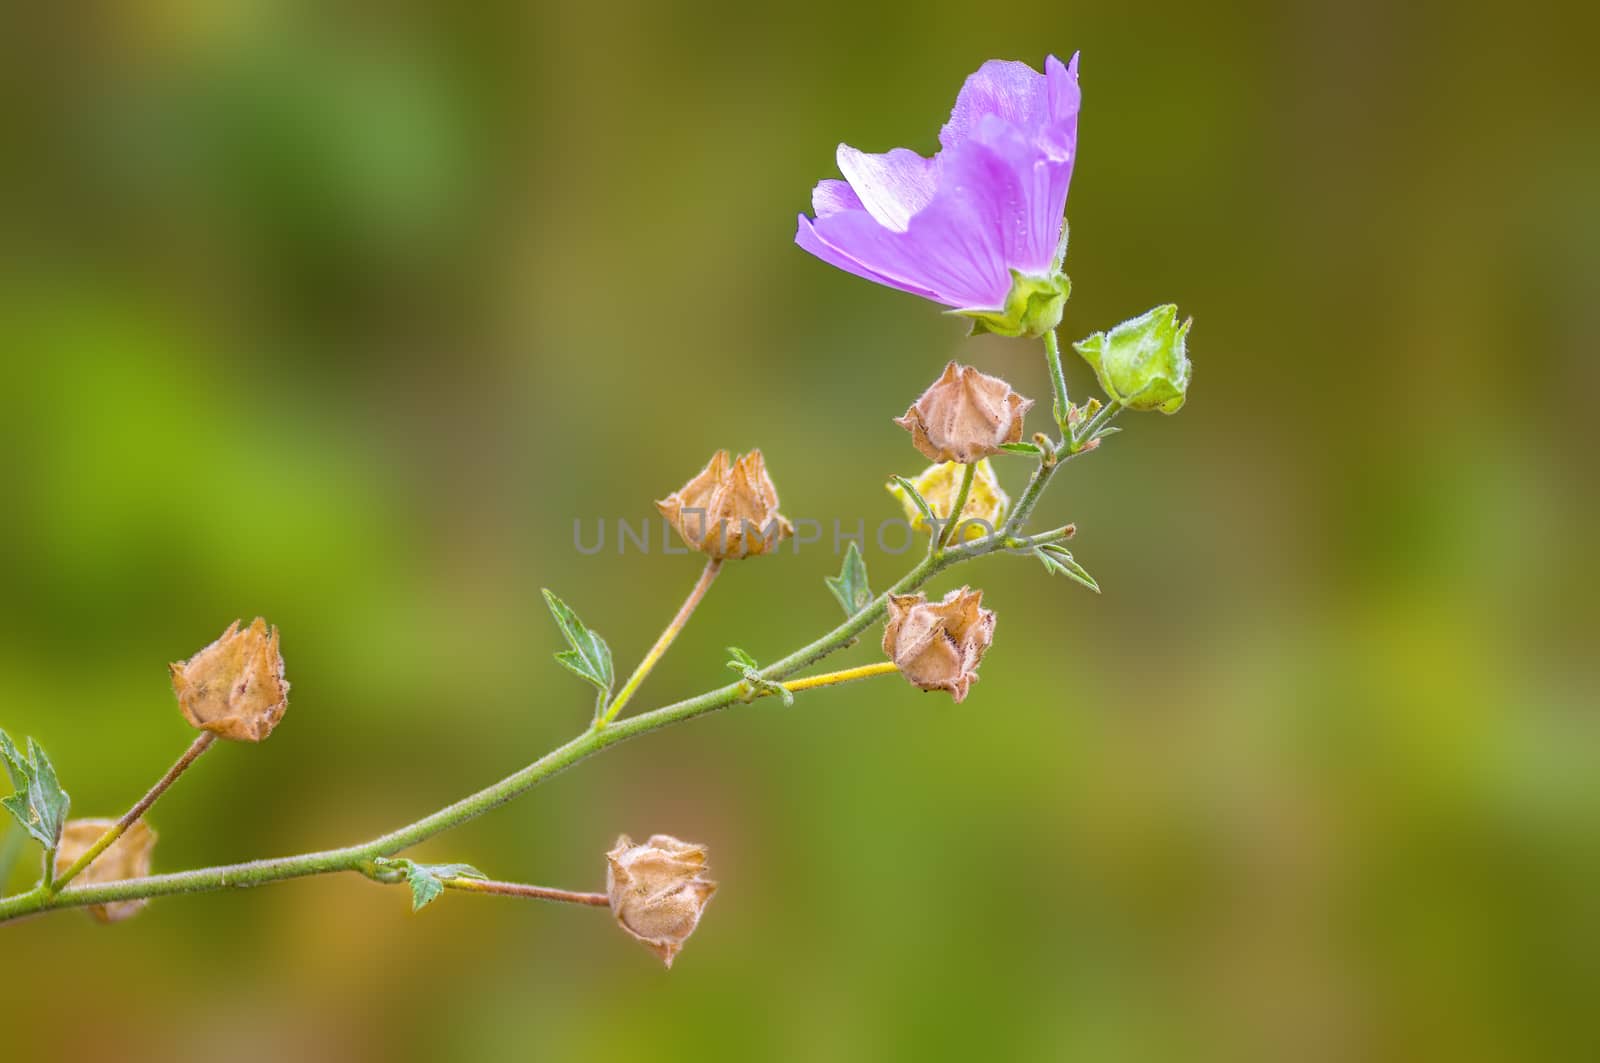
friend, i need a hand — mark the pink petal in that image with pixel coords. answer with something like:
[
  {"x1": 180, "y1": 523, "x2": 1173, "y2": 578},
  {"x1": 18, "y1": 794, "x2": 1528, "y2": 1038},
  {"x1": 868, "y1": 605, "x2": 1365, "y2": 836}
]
[{"x1": 835, "y1": 145, "x2": 941, "y2": 231}]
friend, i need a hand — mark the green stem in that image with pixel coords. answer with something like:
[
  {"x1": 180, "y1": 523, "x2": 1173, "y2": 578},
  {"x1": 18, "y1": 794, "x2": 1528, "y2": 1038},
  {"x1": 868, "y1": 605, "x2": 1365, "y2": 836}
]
[
  {"x1": 1043, "y1": 328, "x2": 1071, "y2": 431},
  {"x1": 598, "y1": 558, "x2": 722, "y2": 726},
  {"x1": 1075, "y1": 399, "x2": 1123, "y2": 448},
  {"x1": 935, "y1": 462, "x2": 976, "y2": 553}
]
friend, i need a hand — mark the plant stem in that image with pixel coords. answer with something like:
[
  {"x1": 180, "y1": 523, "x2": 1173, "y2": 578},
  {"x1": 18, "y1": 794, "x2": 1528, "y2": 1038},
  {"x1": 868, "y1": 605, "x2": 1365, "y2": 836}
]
[
  {"x1": 0, "y1": 524, "x2": 1068, "y2": 926},
  {"x1": 774, "y1": 661, "x2": 899, "y2": 695},
  {"x1": 444, "y1": 876, "x2": 609, "y2": 907},
  {"x1": 1075, "y1": 399, "x2": 1123, "y2": 447},
  {"x1": 599, "y1": 558, "x2": 722, "y2": 726},
  {"x1": 935, "y1": 462, "x2": 976, "y2": 553},
  {"x1": 1043, "y1": 328, "x2": 1071, "y2": 431},
  {"x1": 51, "y1": 732, "x2": 216, "y2": 893}
]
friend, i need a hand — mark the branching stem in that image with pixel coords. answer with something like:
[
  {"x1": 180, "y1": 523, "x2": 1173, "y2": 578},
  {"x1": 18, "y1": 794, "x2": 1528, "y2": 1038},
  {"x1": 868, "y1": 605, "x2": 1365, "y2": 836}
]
[{"x1": 0, "y1": 523, "x2": 1071, "y2": 925}]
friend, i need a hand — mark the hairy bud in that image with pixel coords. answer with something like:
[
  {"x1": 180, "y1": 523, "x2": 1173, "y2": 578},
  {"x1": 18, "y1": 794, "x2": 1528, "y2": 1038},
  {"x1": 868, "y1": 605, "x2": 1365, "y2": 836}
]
[
  {"x1": 657, "y1": 450, "x2": 794, "y2": 560},
  {"x1": 606, "y1": 833, "x2": 718, "y2": 968},
  {"x1": 895, "y1": 361, "x2": 1033, "y2": 463},
  {"x1": 1073, "y1": 304, "x2": 1193, "y2": 414},
  {"x1": 170, "y1": 618, "x2": 289, "y2": 742},
  {"x1": 882, "y1": 587, "x2": 997, "y2": 703},
  {"x1": 54, "y1": 819, "x2": 158, "y2": 923}
]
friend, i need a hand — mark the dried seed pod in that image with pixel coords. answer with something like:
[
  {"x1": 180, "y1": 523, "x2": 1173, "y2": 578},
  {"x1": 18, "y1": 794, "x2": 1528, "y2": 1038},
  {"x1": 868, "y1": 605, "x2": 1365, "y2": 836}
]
[
  {"x1": 605, "y1": 833, "x2": 718, "y2": 968},
  {"x1": 53, "y1": 819, "x2": 158, "y2": 923},
  {"x1": 882, "y1": 586, "x2": 997, "y2": 703},
  {"x1": 657, "y1": 450, "x2": 794, "y2": 560},
  {"x1": 170, "y1": 618, "x2": 289, "y2": 742},
  {"x1": 895, "y1": 361, "x2": 1033, "y2": 463}
]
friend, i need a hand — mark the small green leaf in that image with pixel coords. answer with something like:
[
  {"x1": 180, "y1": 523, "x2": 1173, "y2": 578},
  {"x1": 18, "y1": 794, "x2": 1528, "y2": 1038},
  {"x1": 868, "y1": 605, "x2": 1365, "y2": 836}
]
[
  {"x1": 824, "y1": 542, "x2": 873, "y2": 617},
  {"x1": 542, "y1": 589, "x2": 615, "y2": 717},
  {"x1": 384, "y1": 859, "x2": 487, "y2": 912},
  {"x1": 725, "y1": 646, "x2": 759, "y2": 673},
  {"x1": 1035, "y1": 545, "x2": 1101, "y2": 594},
  {"x1": 723, "y1": 650, "x2": 794, "y2": 706},
  {"x1": 27, "y1": 741, "x2": 68, "y2": 849},
  {"x1": 0, "y1": 730, "x2": 70, "y2": 853},
  {"x1": 888, "y1": 475, "x2": 937, "y2": 528},
  {"x1": 998, "y1": 442, "x2": 1042, "y2": 456}
]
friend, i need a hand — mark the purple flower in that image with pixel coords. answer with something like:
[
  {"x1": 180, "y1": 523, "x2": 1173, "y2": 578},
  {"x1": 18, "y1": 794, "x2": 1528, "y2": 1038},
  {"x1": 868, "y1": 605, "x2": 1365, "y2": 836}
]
[{"x1": 796, "y1": 55, "x2": 1081, "y2": 335}]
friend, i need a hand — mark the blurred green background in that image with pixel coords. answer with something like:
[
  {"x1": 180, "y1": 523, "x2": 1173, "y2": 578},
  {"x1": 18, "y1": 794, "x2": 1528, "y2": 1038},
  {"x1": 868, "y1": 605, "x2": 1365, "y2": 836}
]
[{"x1": 2, "y1": 1, "x2": 1596, "y2": 1060}]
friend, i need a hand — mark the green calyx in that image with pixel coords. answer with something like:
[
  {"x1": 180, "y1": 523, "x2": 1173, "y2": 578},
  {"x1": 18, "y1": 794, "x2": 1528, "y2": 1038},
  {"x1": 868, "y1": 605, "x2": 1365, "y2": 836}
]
[
  {"x1": 953, "y1": 270, "x2": 1071, "y2": 339},
  {"x1": 1073, "y1": 304, "x2": 1193, "y2": 414}
]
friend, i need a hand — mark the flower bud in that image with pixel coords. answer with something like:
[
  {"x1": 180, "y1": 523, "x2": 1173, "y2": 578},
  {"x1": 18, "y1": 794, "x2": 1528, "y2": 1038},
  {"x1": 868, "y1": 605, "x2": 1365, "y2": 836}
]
[
  {"x1": 882, "y1": 586, "x2": 996, "y2": 703},
  {"x1": 657, "y1": 450, "x2": 795, "y2": 560},
  {"x1": 606, "y1": 833, "x2": 718, "y2": 968},
  {"x1": 894, "y1": 362, "x2": 1034, "y2": 464},
  {"x1": 887, "y1": 459, "x2": 1009, "y2": 543},
  {"x1": 53, "y1": 819, "x2": 158, "y2": 923},
  {"x1": 1072, "y1": 304, "x2": 1193, "y2": 414},
  {"x1": 169, "y1": 618, "x2": 289, "y2": 742}
]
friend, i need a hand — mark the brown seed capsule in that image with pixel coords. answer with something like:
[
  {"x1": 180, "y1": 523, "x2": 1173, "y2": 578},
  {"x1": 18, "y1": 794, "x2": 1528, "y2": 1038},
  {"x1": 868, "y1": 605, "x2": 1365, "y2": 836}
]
[
  {"x1": 894, "y1": 361, "x2": 1034, "y2": 464},
  {"x1": 53, "y1": 819, "x2": 158, "y2": 924},
  {"x1": 882, "y1": 586, "x2": 997, "y2": 703},
  {"x1": 656, "y1": 450, "x2": 794, "y2": 560},
  {"x1": 169, "y1": 618, "x2": 289, "y2": 742},
  {"x1": 605, "y1": 833, "x2": 718, "y2": 968}
]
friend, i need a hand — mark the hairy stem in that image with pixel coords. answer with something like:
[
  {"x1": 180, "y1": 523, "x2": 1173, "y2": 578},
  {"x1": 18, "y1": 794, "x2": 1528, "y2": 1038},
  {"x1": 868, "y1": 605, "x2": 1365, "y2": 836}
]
[
  {"x1": 51, "y1": 732, "x2": 216, "y2": 893},
  {"x1": 935, "y1": 462, "x2": 976, "y2": 552},
  {"x1": 600, "y1": 558, "x2": 722, "y2": 726},
  {"x1": 444, "y1": 876, "x2": 609, "y2": 907},
  {"x1": 1073, "y1": 399, "x2": 1124, "y2": 449},
  {"x1": 1043, "y1": 328, "x2": 1071, "y2": 431}
]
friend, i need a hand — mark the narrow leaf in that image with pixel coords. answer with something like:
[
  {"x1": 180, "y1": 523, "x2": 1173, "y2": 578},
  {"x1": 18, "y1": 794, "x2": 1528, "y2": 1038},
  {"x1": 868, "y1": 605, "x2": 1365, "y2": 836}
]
[
  {"x1": 725, "y1": 646, "x2": 759, "y2": 672},
  {"x1": 889, "y1": 476, "x2": 937, "y2": 527},
  {"x1": 824, "y1": 542, "x2": 873, "y2": 617},
  {"x1": 998, "y1": 442, "x2": 1043, "y2": 456},
  {"x1": 1035, "y1": 546, "x2": 1101, "y2": 594},
  {"x1": 541, "y1": 589, "x2": 615, "y2": 695}
]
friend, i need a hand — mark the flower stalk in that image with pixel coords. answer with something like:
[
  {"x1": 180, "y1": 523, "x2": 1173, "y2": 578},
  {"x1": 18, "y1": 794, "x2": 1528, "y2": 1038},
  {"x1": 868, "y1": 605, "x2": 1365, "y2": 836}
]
[
  {"x1": 775, "y1": 661, "x2": 900, "y2": 695},
  {"x1": 443, "y1": 876, "x2": 609, "y2": 907},
  {"x1": 1043, "y1": 328, "x2": 1072, "y2": 432},
  {"x1": 599, "y1": 558, "x2": 722, "y2": 727},
  {"x1": 49, "y1": 731, "x2": 215, "y2": 893},
  {"x1": 935, "y1": 462, "x2": 977, "y2": 552}
]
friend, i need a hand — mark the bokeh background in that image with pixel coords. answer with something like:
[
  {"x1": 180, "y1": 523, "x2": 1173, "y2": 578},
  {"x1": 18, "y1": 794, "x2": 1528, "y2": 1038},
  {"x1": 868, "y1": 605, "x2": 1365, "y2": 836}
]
[{"x1": 2, "y1": 1, "x2": 1596, "y2": 1060}]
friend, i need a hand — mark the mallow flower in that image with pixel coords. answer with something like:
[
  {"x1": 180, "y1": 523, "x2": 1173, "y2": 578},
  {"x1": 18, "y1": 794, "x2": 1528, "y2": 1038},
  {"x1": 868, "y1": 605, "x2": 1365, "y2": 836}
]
[{"x1": 796, "y1": 54, "x2": 1081, "y2": 337}]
